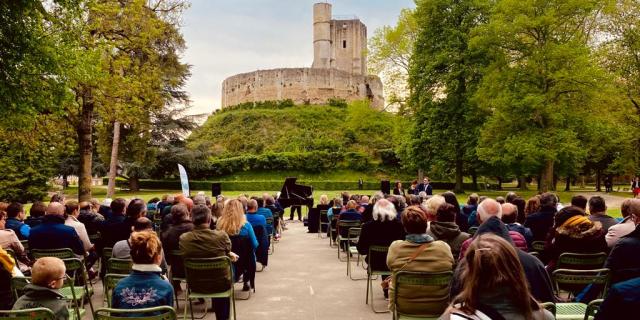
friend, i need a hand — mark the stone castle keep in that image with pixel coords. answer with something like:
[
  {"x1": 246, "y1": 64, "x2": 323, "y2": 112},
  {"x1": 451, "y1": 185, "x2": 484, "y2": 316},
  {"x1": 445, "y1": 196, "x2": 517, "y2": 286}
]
[{"x1": 220, "y1": 2, "x2": 384, "y2": 109}]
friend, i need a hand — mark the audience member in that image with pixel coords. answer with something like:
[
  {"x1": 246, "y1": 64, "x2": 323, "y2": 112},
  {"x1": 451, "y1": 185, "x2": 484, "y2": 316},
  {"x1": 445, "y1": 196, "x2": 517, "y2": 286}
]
[
  {"x1": 179, "y1": 204, "x2": 234, "y2": 320},
  {"x1": 524, "y1": 193, "x2": 558, "y2": 241},
  {"x1": 98, "y1": 198, "x2": 128, "y2": 251},
  {"x1": 605, "y1": 199, "x2": 636, "y2": 247},
  {"x1": 386, "y1": 205, "x2": 453, "y2": 314},
  {"x1": 161, "y1": 204, "x2": 193, "y2": 282},
  {"x1": 605, "y1": 199, "x2": 640, "y2": 284},
  {"x1": 246, "y1": 200, "x2": 269, "y2": 267},
  {"x1": 64, "y1": 201, "x2": 92, "y2": 253},
  {"x1": 496, "y1": 196, "x2": 506, "y2": 204},
  {"x1": 12, "y1": 257, "x2": 68, "y2": 319},
  {"x1": 428, "y1": 203, "x2": 470, "y2": 259},
  {"x1": 505, "y1": 192, "x2": 518, "y2": 204},
  {"x1": 588, "y1": 196, "x2": 617, "y2": 232},
  {"x1": 443, "y1": 234, "x2": 554, "y2": 320},
  {"x1": 112, "y1": 217, "x2": 168, "y2": 274},
  {"x1": 5, "y1": 203, "x2": 29, "y2": 240},
  {"x1": 571, "y1": 195, "x2": 588, "y2": 211},
  {"x1": 0, "y1": 247, "x2": 15, "y2": 309},
  {"x1": 423, "y1": 195, "x2": 445, "y2": 222},
  {"x1": 264, "y1": 196, "x2": 283, "y2": 237},
  {"x1": 502, "y1": 203, "x2": 533, "y2": 246},
  {"x1": 217, "y1": 199, "x2": 258, "y2": 291},
  {"x1": 338, "y1": 200, "x2": 361, "y2": 221},
  {"x1": 524, "y1": 196, "x2": 541, "y2": 218},
  {"x1": 0, "y1": 210, "x2": 29, "y2": 268},
  {"x1": 112, "y1": 231, "x2": 173, "y2": 309},
  {"x1": 441, "y1": 192, "x2": 467, "y2": 233},
  {"x1": 255, "y1": 198, "x2": 274, "y2": 235},
  {"x1": 356, "y1": 199, "x2": 405, "y2": 299},
  {"x1": 593, "y1": 276, "x2": 640, "y2": 319},
  {"x1": 461, "y1": 193, "x2": 478, "y2": 231},
  {"x1": 543, "y1": 206, "x2": 608, "y2": 271},
  {"x1": 29, "y1": 202, "x2": 84, "y2": 256},
  {"x1": 25, "y1": 201, "x2": 46, "y2": 228},
  {"x1": 511, "y1": 197, "x2": 527, "y2": 224},
  {"x1": 77, "y1": 201, "x2": 104, "y2": 237}
]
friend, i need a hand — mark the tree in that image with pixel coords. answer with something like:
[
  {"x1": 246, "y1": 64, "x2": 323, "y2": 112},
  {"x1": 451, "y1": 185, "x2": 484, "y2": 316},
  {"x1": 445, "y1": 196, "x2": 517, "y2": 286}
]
[
  {"x1": 407, "y1": 0, "x2": 490, "y2": 193},
  {"x1": 368, "y1": 8, "x2": 417, "y2": 114},
  {"x1": 474, "y1": 0, "x2": 609, "y2": 192}
]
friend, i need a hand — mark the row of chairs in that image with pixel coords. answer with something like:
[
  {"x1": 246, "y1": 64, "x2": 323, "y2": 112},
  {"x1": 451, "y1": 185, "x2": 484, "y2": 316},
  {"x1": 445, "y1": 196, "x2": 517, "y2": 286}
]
[{"x1": 0, "y1": 306, "x2": 177, "y2": 320}]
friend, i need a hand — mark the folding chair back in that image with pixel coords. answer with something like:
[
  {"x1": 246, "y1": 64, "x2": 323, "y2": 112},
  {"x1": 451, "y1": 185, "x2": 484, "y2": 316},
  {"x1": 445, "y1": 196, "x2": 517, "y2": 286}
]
[
  {"x1": 557, "y1": 252, "x2": 607, "y2": 270},
  {"x1": 62, "y1": 258, "x2": 94, "y2": 320},
  {"x1": 393, "y1": 270, "x2": 453, "y2": 319},
  {"x1": 104, "y1": 274, "x2": 127, "y2": 307},
  {"x1": 107, "y1": 258, "x2": 133, "y2": 275},
  {"x1": 94, "y1": 306, "x2": 177, "y2": 320},
  {"x1": 0, "y1": 307, "x2": 56, "y2": 320},
  {"x1": 531, "y1": 241, "x2": 546, "y2": 253},
  {"x1": 11, "y1": 276, "x2": 31, "y2": 301},
  {"x1": 32, "y1": 248, "x2": 75, "y2": 260},
  {"x1": 366, "y1": 245, "x2": 391, "y2": 313},
  {"x1": 584, "y1": 299, "x2": 603, "y2": 320},
  {"x1": 183, "y1": 257, "x2": 236, "y2": 320},
  {"x1": 552, "y1": 268, "x2": 610, "y2": 298}
]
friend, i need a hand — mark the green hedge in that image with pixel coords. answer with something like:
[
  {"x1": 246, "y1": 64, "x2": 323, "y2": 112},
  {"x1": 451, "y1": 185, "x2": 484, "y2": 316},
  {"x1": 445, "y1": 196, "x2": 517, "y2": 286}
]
[{"x1": 103, "y1": 178, "x2": 478, "y2": 192}]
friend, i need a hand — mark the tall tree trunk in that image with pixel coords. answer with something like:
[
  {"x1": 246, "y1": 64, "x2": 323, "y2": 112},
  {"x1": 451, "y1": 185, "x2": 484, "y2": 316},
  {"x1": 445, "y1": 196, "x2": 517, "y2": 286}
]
[
  {"x1": 418, "y1": 169, "x2": 424, "y2": 182},
  {"x1": 596, "y1": 169, "x2": 602, "y2": 192},
  {"x1": 78, "y1": 88, "x2": 94, "y2": 201},
  {"x1": 540, "y1": 160, "x2": 554, "y2": 192},
  {"x1": 454, "y1": 159, "x2": 464, "y2": 193},
  {"x1": 518, "y1": 176, "x2": 528, "y2": 191},
  {"x1": 62, "y1": 174, "x2": 69, "y2": 189},
  {"x1": 471, "y1": 171, "x2": 478, "y2": 190},
  {"x1": 129, "y1": 176, "x2": 140, "y2": 192},
  {"x1": 106, "y1": 121, "x2": 121, "y2": 199},
  {"x1": 497, "y1": 177, "x2": 503, "y2": 190},
  {"x1": 564, "y1": 176, "x2": 571, "y2": 191}
]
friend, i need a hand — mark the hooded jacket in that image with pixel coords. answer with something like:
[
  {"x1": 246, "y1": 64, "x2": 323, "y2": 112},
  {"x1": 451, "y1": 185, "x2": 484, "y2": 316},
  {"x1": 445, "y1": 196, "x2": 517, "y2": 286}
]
[
  {"x1": 544, "y1": 219, "x2": 608, "y2": 271},
  {"x1": 427, "y1": 221, "x2": 469, "y2": 259},
  {"x1": 451, "y1": 217, "x2": 555, "y2": 303},
  {"x1": 12, "y1": 284, "x2": 69, "y2": 320}
]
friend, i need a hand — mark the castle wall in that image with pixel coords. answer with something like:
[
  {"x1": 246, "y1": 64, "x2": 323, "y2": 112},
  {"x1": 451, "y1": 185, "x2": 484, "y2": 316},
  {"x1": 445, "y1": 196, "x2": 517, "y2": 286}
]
[
  {"x1": 330, "y1": 19, "x2": 367, "y2": 75},
  {"x1": 221, "y1": 68, "x2": 383, "y2": 109}
]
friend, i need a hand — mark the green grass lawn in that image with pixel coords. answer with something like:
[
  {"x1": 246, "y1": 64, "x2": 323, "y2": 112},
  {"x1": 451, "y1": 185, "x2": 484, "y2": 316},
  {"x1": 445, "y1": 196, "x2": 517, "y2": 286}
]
[{"x1": 58, "y1": 186, "x2": 630, "y2": 218}]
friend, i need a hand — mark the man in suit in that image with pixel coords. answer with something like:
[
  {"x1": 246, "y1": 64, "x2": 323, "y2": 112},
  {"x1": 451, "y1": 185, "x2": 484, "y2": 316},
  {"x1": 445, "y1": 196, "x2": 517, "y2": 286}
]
[{"x1": 417, "y1": 177, "x2": 433, "y2": 196}]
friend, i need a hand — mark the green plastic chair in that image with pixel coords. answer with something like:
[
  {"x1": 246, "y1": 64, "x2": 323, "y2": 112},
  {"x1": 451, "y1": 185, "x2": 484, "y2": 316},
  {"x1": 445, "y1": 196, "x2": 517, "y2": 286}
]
[
  {"x1": 557, "y1": 252, "x2": 607, "y2": 270},
  {"x1": 89, "y1": 232, "x2": 101, "y2": 244},
  {"x1": 265, "y1": 217, "x2": 275, "y2": 255},
  {"x1": 107, "y1": 258, "x2": 133, "y2": 275},
  {"x1": 0, "y1": 307, "x2": 56, "y2": 320},
  {"x1": 318, "y1": 210, "x2": 329, "y2": 239},
  {"x1": 346, "y1": 227, "x2": 365, "y2": 280},
  {"x1": 61, "y1": 258, "x2": 94, "y2": 320},
  {"x1": 583, "y1": 299, "x2": 603, "y2": 320},
  {"x1": 11, "y1": 276, "x2": 31, "y2": 301},
  {"x1": 168, "y1": 250, "x2": 187, "y2": 309},
  {"x1": 552, "y1": 268, "x2": 609, "y2": 320},
  {"x1": 366, "y1": 245, "x2": 391, "y2": 313},
  {"x1": 540, "y1": 302, "x2": 556, "y2": 315},
  {"x1": 19, "y1": 240, "x2": 28, "y2": 252},
  {"x1": 467, "y1": 227, "x2": 478, "y2": 236},
  {"x1": 392, "y1": 270, "x2": 453, "y2": 320},
  {"x1": 31, "y1": 248, "x2": 75, "y2": 260},
  {"x1": 94, "y1": 306, "x2": 177, "y2": 320},
  {"x1": 183, "y1": 257, "x2": 236, "y2": 320},
  {"x1": 103, "y1": 274, "x2": 127, "y2": 307},
  {"x1": 328, "y1": 215, "x2": 339, "y2": 248},
  {"x1": 336, "y1": 220, "x2": 361, "y2": 261},
  {"x1": 532, "y1": 241, "x2": 546, "y2": 253}
]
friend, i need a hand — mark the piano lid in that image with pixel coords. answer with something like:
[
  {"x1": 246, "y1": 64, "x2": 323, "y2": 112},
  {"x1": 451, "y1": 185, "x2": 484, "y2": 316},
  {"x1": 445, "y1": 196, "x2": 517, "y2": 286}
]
[{"x1": 279, "y1": 177, "x2": 313, "y2": 200}]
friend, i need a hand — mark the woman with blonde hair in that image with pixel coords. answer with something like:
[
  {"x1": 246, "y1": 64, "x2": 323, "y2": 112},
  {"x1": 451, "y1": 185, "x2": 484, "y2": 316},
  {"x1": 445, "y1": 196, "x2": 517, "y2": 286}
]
[
  {"x1": 112, "y1": 231, "x2": 174, "y2": 309},
  {"x1": 217, "y1": 199, "x2": 258, "y2": 291},
  {"x1": 443, "y1": 234, "x2": 553, "y2": 320}
]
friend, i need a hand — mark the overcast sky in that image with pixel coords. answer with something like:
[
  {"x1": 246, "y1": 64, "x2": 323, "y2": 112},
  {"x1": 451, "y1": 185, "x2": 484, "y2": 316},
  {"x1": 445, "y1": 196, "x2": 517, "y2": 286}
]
[{"x1": 181, "y1": 0, "x2": 415, "y2": 115}]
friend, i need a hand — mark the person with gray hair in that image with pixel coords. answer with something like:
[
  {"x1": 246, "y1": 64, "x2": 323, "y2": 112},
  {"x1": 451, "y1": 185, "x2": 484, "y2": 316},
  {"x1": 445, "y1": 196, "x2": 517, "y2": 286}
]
[
  {"x1": 192, "y1": 195, "x2": 206, "y2": 206},
  {"x1": 356, "y1": 199, "x2": 406, "y2": 299}
]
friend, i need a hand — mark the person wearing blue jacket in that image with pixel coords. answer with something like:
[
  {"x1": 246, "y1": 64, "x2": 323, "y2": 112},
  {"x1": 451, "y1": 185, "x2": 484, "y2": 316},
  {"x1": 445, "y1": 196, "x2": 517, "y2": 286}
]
[
  {"x1": 29, "y1": 202, "x2": 85, "y2": 257},
  {"x1": 6, "y1": 203, "x2": 30, "y2": 240}
]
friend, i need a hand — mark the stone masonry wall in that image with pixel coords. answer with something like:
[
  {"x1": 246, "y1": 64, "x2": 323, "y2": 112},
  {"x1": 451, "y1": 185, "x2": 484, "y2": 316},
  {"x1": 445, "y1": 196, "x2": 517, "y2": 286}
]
[{"x1": 221, "y1": 68, "x2": 383, "y2": 109}]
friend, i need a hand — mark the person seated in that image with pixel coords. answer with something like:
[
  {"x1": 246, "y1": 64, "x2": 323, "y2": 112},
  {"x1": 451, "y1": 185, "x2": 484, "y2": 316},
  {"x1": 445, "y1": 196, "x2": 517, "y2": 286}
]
[
  {"x1": 393, "y1": 181, "x2": 405, "y2": 196},
  {"x1": 161, "y1": 204, "x2": 193, "y2": 284},
  {"x1": 452, "y1": 199, "x2": 555, "y2": 304},
  {"x1": 606, "y1": 199, "x2": 636, "y2": 248},
  {"x1": 604, "y1": 199, "x2": 640, "y2": 284},
  {"x1": 356, "y1": 199, "x2": 405, "y2": 299},
  {"x1": 245, "y1": 200, "x2": 269, "y2": 267},
  {"x1": 5, "y1": 203, "x2": 29, "y2": 241},
  {"x1": 112, "y1": 217, "x2": 168, "y2": 274},
  {"x1": 543, "y1": 206, "x2": 608, "y2": 271},
  {"x1": 180, "y1": 204, "x2": 234, "y2": 320},
  {"x1": 77, "y1": 201, "x2": 104, "y2": 238},
  {"x1": 427, "y1": 203, "x2": 470, "y2": 259},
  {"x1": 442, "y1": 234, "x2": 554, "y2": 320},
  {"x1": 501, "y1": 203, "x2": 533, "y2": 246},
  {"x1": 461, "y1": 193, "x2": 478, "y2": 231},
  {"x1": 338, "y1": 200, "x2": 361, "y2": 221},
  {"x1": 357, "y1": 195, "x2": 369, "y2": 214},
  {"x1": 0, "y1": 247, "x2": 16, "y2": 310},
  {"x1": 12, "y1": 257, "x2": 69, "y2": 319},
  {"x1": 386, "y1": 205, "x2": 454, "y2": 314},
  {"x1": 459, "y1": 199, "x2": 528, "y2": 258},
  {"x1": 593, "y1": 276, "x2": 640, "y2": 319},
  {"x1": 587, "y1": 196, "x2": 617, "y2": 232},
  {"x1": 64, "y1": 201, "x2": 92, "y2": 254},
  {"x1": 97, "y1": 198, "x2": 129, "y2": 251},
  {"x1": 0, "y1": 210, "x2": 30, "y2": 269},
  {"x1": 441, "y1": 192, "x2": 466, "y2": 232},
  {"x1": 24, "y1": 202, "x2": 47, "y2": 228},
  {"x1": 361, "y1": 193, "x2": 383, "y2": 223},
  {"x1": 112, "y1": 231, "x2": 173, "y2": 309},
  {"x1": 264, "y1": 196, "x2": 283, "y2": 238},
  {"x1": 510, "y1": 197, "x2": 527, "y2": 224},
  {"x1": 29, "y1": 202, "x2": 84, "y2": 257},
  {"x1": 255, "y1": 198, "x2": 274, "y2": 235},
  {"x1": 217, "y1": 199, "x2": 258, "y2": 291},
  {"x1": 571, "y1": 195, "x2": 588, "y2": 211},
  {"x1": 524, "y1": 193, "x2": 558, "y2": 241}
]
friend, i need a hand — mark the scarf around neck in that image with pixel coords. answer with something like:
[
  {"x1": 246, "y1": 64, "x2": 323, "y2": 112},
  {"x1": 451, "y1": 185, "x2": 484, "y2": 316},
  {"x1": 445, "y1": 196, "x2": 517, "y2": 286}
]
[{"x1": 406, "y1": 233, "x2": 433, "y2": 244}]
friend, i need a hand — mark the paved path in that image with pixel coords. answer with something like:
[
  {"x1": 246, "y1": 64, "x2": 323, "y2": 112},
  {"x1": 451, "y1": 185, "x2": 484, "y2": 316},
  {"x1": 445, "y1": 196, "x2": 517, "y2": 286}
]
[
  {"x1": 233, "y1": 221, "x2": 389, "y2": 320},
  {"x1": 90, "y1": 221, "x2": 389, "y2": 319}
]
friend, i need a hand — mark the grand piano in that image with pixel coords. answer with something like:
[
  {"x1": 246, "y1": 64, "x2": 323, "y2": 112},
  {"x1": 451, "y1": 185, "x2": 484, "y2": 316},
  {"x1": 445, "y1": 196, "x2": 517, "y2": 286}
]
[{"x1": 277, "y1": 177, "x2": 314, "y2": 210}]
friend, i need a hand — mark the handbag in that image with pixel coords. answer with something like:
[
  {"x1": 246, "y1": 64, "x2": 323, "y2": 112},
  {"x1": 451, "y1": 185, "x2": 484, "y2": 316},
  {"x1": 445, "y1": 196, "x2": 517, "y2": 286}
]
[{"x1": 381, "y1": 243, "x2": 428, "y2": 289}]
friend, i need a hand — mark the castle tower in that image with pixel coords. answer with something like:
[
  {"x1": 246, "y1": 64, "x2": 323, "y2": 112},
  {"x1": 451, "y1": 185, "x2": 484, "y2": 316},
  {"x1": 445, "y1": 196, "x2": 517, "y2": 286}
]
[
  {"x1": 312, "y1": 3, "x2": 332, "y2": 69},
  {"x1": 330, "y1": 18, "x2": 367, "y2": 75}
]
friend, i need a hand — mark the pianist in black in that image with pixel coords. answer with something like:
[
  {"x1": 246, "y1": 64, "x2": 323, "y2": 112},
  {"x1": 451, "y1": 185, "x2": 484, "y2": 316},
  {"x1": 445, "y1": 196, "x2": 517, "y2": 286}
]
[{"x1": 277, "y1": 178, "x2": 314, "y2": 222}]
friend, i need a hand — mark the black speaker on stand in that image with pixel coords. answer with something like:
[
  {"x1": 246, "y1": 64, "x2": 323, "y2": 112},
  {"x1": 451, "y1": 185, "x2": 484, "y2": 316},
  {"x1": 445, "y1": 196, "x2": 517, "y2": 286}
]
[
  {"x1": 381, "y1": 180, "x2": 390, "y2": 195},
  {"x1": 211, "y1": 183, "x2": 222, "y2": 197}
]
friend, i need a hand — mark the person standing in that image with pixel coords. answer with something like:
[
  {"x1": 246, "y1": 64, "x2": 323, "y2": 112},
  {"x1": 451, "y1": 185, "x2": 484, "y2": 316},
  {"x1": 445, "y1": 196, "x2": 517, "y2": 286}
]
[{"x1": 632, "y1": 177, "x2": 640, "y2": 197}]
